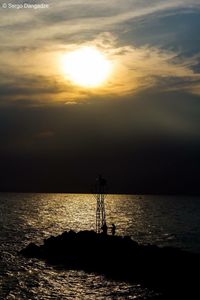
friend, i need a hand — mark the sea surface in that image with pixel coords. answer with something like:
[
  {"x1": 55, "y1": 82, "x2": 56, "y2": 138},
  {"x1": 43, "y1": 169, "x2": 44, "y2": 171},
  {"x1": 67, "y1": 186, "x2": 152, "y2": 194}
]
[{"x1": 0, "y1": 193, "x2": 200, "y2": 299}]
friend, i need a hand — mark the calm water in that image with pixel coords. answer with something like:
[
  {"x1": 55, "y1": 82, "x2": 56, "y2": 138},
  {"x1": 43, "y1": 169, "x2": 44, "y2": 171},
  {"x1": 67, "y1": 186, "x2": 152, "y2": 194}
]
[{"x1": 0, "y1": 193, "x2": 200, "y2": 299}]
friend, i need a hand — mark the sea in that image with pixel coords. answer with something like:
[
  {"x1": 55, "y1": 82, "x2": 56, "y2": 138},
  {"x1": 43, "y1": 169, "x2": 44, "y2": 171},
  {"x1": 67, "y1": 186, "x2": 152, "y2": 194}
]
[{"x1": 0, "y1": 193, "x2": 200, "y2": 300}]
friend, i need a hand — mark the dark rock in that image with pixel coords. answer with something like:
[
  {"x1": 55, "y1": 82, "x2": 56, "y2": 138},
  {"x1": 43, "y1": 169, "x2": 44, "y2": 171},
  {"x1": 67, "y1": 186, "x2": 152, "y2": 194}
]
[
  {"x1": 19, "y1": 231, "x2": 200, "y2": 299},
  {"x1": 20, "y1": 242, "x2": 41, "y2": 258}
]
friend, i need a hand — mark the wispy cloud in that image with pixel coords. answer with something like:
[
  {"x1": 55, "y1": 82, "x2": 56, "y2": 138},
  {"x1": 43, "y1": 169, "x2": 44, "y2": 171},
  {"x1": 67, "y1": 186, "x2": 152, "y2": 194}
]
[
  {"x1": 0, "y1": 1, "x2": 200, "y2": 106},
  {"x1": 1, "y1": 0, "x2": 200, "y2": 48}
]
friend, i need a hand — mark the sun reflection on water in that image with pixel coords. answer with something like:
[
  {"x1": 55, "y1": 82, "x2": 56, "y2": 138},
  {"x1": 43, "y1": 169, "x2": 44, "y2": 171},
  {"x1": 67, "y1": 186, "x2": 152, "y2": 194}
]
[{"x1": 1, "y1": 193, "x2": 200, "y2": 299}]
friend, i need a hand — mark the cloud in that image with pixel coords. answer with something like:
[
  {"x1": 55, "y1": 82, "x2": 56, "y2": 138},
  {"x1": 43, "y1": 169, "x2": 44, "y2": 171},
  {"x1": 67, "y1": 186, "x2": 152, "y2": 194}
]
[
  {"x1": 1, "y1": 0, "x2": 200, "y2": 194},
  {"x1": 1, "y1": 32, "x2": 200, "y2": 106},
  {"x1": 1, "y1": 0, "x2": 200, "y2": 49},
  {"x1": 65, "y1": 101, "x2": 78, "y2": 105},
  {"x1": 0, "y1": 1, "x2": 200, "y2": 107},
  {"x1": 53, "y1": 34, "x2": 200, "y2": 99}
]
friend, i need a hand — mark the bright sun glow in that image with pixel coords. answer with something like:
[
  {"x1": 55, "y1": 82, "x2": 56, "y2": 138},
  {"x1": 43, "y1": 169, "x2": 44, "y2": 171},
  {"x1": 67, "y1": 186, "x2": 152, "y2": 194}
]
[{"x1": 61, "y1": 47, "x2": 112, "y2": 88}]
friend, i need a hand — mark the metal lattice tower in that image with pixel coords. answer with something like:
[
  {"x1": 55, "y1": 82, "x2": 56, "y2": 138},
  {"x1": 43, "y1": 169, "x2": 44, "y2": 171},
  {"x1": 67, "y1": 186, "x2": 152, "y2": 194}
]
[{"x1": 95, "y1": 175, "x2": 107, "y2": 233}]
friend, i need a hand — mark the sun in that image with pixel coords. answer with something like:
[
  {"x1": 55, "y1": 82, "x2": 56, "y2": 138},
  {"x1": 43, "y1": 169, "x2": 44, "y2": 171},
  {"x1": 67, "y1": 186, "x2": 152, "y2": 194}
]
[{"x1": 61, "y1": 47, "x2": 112, "y2": 88}]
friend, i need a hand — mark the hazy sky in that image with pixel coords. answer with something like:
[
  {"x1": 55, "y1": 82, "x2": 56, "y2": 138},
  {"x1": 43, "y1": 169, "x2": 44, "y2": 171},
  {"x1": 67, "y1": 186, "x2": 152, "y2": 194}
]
[{"x1": 0, "y1": 0, "x2": 200, "y2": 193}]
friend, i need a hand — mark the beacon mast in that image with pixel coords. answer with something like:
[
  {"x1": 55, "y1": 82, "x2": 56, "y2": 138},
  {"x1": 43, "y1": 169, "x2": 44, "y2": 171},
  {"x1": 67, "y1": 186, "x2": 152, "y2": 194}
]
[{"x1": 95, "y1": 175, "x2": 107, "y2": 233}]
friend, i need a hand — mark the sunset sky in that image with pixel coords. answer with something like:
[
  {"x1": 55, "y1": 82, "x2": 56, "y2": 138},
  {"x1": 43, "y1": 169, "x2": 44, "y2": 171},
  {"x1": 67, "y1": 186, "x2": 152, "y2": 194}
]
[{"x1": 0, "y1": 0, "x2": 200, "y2": 193}]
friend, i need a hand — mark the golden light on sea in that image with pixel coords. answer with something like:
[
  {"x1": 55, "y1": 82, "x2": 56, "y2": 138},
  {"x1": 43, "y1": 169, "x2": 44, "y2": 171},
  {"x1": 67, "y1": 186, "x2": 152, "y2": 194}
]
[{"x1": 61, "y1": 47, "x2": 112, "y2": 88}]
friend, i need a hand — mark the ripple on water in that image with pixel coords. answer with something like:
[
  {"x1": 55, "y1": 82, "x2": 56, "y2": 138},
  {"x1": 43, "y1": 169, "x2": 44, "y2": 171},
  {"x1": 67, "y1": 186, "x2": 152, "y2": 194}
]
[{"x1": 1, "y1": 193, "x2": 200, "y2": 299}]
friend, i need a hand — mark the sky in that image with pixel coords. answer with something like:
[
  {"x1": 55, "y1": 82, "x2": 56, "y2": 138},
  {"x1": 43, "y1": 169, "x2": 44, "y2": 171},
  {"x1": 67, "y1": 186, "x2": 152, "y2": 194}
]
[{"x1": 0, "y1": 0, "x2": 200, "y2": 194}]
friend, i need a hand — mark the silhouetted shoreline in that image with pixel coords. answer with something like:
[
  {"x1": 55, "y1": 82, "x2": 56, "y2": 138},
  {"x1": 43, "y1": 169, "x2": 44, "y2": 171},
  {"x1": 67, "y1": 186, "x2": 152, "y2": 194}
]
[{"x1": 20, "y1": 230, "x2": 200, "y2": 299}]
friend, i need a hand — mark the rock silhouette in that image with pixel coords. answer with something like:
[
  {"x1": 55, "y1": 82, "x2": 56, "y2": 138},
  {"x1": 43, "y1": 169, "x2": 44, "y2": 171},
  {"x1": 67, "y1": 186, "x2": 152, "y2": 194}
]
[{"x1": 20, "y1": 230, "x2": 200, "y2": 299}]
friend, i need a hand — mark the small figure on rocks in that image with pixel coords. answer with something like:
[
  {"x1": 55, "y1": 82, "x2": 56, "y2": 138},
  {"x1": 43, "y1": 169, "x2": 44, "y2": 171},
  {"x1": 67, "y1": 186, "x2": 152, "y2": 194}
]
[
  {"x1": 111, "y1": 224, "x2": 116, "y2": 236},
  {"x1": 101, "y1": 222, "x2": 108, "y2": 235}
]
